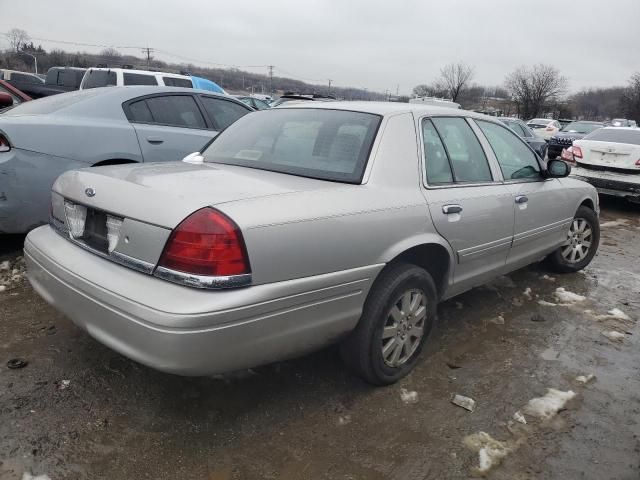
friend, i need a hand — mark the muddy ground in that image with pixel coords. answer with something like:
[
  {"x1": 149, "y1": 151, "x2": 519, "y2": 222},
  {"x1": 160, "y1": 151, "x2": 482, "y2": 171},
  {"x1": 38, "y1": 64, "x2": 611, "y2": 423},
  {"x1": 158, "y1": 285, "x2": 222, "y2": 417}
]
[{"x1": 1, "y1": 198, "x2": 639, "y2": 480}]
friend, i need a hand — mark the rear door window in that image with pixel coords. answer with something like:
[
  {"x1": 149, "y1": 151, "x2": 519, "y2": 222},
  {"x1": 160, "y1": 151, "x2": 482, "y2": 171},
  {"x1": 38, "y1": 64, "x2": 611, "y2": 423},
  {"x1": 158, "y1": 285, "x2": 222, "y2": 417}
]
[
  {"x1": 123, "y1": 73, "x2": 158, "y2": 86},
  {"x1": 82, "y1": 70, "x2": 117, "y2": 89},
  {"x1": 430, "y1": 117, "x2": 493, "y2": 183},
  {"x1": 127, "y1": 99, "x2": 154, "y2": 123},
  {"x1": 476, "y1": 120, "x2": 541, "y2": 180},
  {"x1": 422, "y1": 119, "x2": 453, "y2": 184},
  {"x1": 140, "y1": 95, "x2": 206, "y2": 129},
  {"x1": 199, "y1": 96, "x2": 250, "y2": 130}
]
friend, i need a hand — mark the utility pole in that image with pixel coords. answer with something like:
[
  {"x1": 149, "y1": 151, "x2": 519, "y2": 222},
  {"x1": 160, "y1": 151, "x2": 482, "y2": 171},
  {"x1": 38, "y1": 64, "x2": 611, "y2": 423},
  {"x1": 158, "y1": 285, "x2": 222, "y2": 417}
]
[
  {"x1": 328, "y1": 79, "x2": 332, "y2": 96},
  {"x1": 141, "y1": 47, "x2": 154, "y2": 69},
  {"x1": 396, "y1": 84, "x2": 399, "y2": 96},
  {"x1": 267, "y1": 65, "x2": 274, "y2": 96}
]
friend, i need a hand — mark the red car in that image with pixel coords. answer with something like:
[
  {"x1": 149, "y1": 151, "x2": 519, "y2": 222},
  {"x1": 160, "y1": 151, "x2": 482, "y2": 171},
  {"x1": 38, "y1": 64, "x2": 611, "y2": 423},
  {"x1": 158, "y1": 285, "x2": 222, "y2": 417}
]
[{"x1": 0, "y1": 80, "x2": 32, "y2": 111}]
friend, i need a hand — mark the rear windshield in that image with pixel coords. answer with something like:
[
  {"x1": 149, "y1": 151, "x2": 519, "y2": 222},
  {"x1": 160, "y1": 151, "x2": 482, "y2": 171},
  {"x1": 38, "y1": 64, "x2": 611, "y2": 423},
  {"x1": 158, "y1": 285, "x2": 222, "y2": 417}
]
[
  {"x1": 528, "y1": 119, "x2": 549, "y2": 126},
  {"x1": 561, "y1": 122, "x2": 602, "y2": 134},
  {"x1": 203, "y1": 108, "x2": 381, "y2": 183},
  {"x1": 584, "y1": 129, "x2": 640, "y2": 145},
  {"x1": 82, "y1": 70, "x2": 117, "y2": 89}
]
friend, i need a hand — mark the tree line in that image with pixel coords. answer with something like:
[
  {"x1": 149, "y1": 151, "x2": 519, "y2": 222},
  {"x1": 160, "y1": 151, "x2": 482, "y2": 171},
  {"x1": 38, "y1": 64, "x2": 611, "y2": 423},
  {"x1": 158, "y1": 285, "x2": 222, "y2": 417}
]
[{"x1": 413, "y1": 61, "x2": 640, "y2": 122}]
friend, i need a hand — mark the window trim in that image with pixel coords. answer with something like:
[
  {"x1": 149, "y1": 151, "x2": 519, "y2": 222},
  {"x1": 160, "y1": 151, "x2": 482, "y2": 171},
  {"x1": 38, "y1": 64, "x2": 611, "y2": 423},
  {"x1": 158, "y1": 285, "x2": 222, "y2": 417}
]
[
  {"x1": 122, "y1": 92, "x2": 212, "y2": 130},
  {"x1": 418, "y1": 115, "x2": 499, "y2": 189},
  {"x1": 472, "y1": 118, "x2": 546, "y2": 184}
]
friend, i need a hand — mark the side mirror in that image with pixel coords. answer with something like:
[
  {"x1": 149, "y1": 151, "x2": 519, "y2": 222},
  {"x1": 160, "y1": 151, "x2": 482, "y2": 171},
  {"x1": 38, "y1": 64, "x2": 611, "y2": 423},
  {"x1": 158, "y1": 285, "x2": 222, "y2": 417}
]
[
  {"x1": 182, "y1": 152, "x2": 204, "y2": 164},
  {"x1": 546, "y1": 159, "x2": 571, "y2": 178},
  {"x1": 0, "y1": 92, "x2": 13, "y2": 109}
]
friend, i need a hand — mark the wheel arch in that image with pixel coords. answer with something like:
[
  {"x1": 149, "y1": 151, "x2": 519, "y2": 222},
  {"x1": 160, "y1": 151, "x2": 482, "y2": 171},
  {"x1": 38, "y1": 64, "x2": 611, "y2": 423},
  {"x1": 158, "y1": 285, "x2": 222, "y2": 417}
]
[{"x1": 377, "y1": 236, "x2": 454, "y2": 300}]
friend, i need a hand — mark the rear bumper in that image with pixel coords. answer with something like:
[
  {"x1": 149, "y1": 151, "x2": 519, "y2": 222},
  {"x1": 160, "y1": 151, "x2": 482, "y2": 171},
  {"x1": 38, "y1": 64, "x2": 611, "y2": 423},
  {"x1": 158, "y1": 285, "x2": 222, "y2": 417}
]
[
  {"x1": 571, "y1": 166, "x2": 640, "y2": 200},
  {"x1": 25, "y1": 225, "x2": 379, "y2": 375}
]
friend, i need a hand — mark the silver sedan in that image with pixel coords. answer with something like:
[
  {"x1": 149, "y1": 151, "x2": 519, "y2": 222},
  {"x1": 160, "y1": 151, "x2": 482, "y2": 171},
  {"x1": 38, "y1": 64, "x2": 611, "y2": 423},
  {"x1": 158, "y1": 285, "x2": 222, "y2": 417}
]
[{"x1": 25, "y1": 102, "x2": 600, "y2": 385}]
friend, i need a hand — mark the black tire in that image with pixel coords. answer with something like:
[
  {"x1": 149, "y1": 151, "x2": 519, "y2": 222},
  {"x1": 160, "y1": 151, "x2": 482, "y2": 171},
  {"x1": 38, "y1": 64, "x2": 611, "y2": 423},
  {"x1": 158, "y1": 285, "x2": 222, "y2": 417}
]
[
  {"x1": 340, "y1": 262, "x2": 438, "y2": 385},
  {"x1": 546, "y1": 206, "x2": 600, "y2": 273}
]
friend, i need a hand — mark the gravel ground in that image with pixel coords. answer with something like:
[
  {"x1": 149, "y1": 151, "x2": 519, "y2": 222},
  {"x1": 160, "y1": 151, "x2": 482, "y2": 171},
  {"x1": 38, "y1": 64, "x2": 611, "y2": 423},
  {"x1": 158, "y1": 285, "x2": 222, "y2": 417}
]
[{"x1": 1, "y1": 198, "x2": 639, "y2": 480}]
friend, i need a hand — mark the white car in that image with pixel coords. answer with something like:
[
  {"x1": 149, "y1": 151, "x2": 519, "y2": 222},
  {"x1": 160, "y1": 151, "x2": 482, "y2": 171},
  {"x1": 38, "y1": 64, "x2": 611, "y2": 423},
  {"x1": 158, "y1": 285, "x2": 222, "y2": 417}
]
[
  {"x1": 564, "y1": 127, "x2": 640, "y2": 203},
  {"x1": 527, "y1": 118, "x2": 561, "y2": 140},
  {"x1": 80, "y1": 68, "x2": 194, "y2": 89}
]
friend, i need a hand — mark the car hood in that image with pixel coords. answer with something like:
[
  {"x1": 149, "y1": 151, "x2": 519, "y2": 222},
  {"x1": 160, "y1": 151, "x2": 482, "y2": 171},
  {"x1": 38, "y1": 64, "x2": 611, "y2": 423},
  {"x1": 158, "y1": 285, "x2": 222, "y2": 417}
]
[{"x1": 53, "y1": 161, "x2": 343, "y2": 228}]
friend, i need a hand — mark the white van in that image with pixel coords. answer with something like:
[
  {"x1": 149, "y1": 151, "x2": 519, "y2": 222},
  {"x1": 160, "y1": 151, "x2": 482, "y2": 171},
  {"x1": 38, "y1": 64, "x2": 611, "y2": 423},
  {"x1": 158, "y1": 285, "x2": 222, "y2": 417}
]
[{"x1": 80, "y1": 68, "x2": 194, "y2": 90}]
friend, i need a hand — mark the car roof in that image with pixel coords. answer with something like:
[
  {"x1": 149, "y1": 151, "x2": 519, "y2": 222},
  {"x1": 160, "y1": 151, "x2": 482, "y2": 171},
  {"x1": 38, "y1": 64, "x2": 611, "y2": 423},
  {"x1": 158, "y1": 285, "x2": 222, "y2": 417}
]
[
  {"x1": 86, "y1": 67, "x2": 190, "y2": 79},
  {"x1": 528, "y1": 118, "x2": 552, "y2": 122},
  {"x1": 279, "y1": 100, "x2": 494, "y2": 120}
]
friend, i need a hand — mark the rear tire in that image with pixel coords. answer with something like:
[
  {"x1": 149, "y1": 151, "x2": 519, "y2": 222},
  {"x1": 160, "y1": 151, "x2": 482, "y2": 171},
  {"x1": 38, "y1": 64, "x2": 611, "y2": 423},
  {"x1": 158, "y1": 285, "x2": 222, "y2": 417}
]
[
  {"x1": 340, "y1": 262, "x2": 438, "y2": 385},
  {"x1": 546, "y1": 206, "x2": 599, "y2": 273}
]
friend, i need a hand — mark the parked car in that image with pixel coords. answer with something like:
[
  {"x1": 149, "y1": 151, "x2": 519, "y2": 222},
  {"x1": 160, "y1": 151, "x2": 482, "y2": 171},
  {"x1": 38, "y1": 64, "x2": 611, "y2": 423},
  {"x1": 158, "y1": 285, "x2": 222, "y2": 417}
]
[
  {"x1": 80, "y1": 68, "x2": 195, "y2": 89},
  {"x1": 527, "y1": 118, "x2": 561, "y2": 140},
  {"x1": 270, "y1": 92, "x2": 337, "y2": 107},
  {"x1": 498, "y1": 117, "x2": 547, "y2": 157},
  {"x1": 0, "y1": 79, "x2": 32, "y2": 112},
  {"x1": 24, "y1": 102, "x2": 599, "y2": 385},
  {"x1": 0, "y1": 86, "x2": 252, "y2": 233},
  {"x1": 190, "y1": 76, "x2": 226, "y2": 94},
  {"x1": 610, "y1": 118, "x2": 631, "y2": 127},
  {"x1": 563, "y1": 127, "x2": 640, "y2": 203},
  {"x1": 558, "y1": 118, "x2": 575, "y2": 129},
  {"x1": 630, "y1": 120, "x2": 637, "y2": 128},
  {"x1": 236, "y1": 95, "x2": 271, "y2": 110},
  {"x1": 9, "y1": 67, "x2": 87, "y2": 98},
  {"x1": 0, "y1": 69, "x2": 45, "y2": 98},
  {"x1": 547, "y1": 121, "x2": 604, "y2": 160}
]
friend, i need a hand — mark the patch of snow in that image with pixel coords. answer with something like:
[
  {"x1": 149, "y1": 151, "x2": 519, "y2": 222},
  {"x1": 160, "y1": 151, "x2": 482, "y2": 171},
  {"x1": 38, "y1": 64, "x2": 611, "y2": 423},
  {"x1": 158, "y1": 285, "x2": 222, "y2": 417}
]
[
  {"x1": 513, "y1": 411, "x2": 527, "y2": 424},
  {"x1": 554, "y1": 287, "x2": 586, "y2": 304},
  {"x1": 464, "y1": 431, "x2": 512, "y2": 474},
  {"x1": 600, "y1": 219, "x2": 629, "y2": 228},
  {"x1": 602, "y1": 330, "x2": 625, "y2": 342},
  {"x1": 489, "y1": 314, "x2": 505, "y2": 325},
  {"x1": 538, "y1": 300, "x2": 558, "y2": 307},
  {"x1": 541, "y1": 275, "x2": 556, "y2": 282},
  {"x1": 0, "y1": 285, "x2": 5, "y2": 293},
  {"x1": 451, "y1": 394, "x2": 476, "y2": 412},
  {"x1": 58, "y1": 379, "x2": 71, "y2": 390},
  {"x1": 22, "y1": 474, "x2": 52, "y2": 480},
  {"x1": 523, "y1": 388, "x2": 576, "y2": 420},
  {"x1": 0, "y1": 260, "x2": 9, "y2": 271},
  {"x1": 575, "y1": 374, "x2": 595, "y2": 384},
  {"x1": 337, "y1": 415, "x2": 351, "y2": 426},
  {"x1": 400, "y1": 388, "x2": 418, "y2": 405},
  {"x1": 607, "y1": 308, "x2": 631, "y2": 321},
  {"x1": 523, "y1": 287, "x2": 532, "y2": 300}
]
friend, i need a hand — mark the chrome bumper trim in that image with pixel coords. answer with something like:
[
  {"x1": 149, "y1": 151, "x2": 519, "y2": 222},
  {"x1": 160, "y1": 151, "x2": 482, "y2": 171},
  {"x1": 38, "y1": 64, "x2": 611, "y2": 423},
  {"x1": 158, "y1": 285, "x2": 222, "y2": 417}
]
[{"x1": 153, "y1": 266, "x2": 252, "y2": 290}]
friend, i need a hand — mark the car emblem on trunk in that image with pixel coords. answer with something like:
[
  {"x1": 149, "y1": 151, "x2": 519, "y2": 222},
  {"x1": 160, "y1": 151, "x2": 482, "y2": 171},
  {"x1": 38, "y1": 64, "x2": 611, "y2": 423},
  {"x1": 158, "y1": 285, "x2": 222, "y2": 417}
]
[{"x1": 85, "y1": 187, "x2": 96, "y2": 197}]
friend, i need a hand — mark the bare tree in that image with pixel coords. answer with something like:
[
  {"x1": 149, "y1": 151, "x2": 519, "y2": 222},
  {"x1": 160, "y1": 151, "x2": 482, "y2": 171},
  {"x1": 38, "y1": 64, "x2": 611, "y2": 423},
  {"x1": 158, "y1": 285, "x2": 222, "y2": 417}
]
[
  {"x1": 621, "y1": 72, "x2": 640, "y2": 123},
  {"x1": 6, "y1": 28, "x2": 30, "y2": 52},
  {"x1": 412, "y1": 83, "x2": 446, "y2": 98},
  {"x1": 505, "y1": 64, "x2": 567, "y2": 119},
  {"x1": 437, "y1": 62, "x2": 475, "y2": 102},
  {"x1": 98, "y1": 47, "x2": 122, "y2": 65}
]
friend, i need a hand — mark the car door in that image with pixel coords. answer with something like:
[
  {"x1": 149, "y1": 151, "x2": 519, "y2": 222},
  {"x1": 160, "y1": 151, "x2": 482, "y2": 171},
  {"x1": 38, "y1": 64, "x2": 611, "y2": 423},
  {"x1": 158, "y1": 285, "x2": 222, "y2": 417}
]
[
  {"x1": 420, "y1": 116, "x2": 515, "y2": 291},
  {"x1": 474, "y1": 119, "x2": 574, "y2": 269},
  {"x1": 197, "y1": 95, "x2": 252, "y2": 131},
  {"x1": 125, "y1": 93, "x2": 215, "y2": 162}
]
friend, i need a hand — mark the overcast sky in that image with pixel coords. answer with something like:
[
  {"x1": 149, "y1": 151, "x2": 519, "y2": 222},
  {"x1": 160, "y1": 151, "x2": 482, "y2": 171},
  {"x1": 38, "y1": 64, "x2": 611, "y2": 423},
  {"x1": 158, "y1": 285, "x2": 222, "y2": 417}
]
[{"x1": 2, "y1": 0, "x2": 638, "y2": 94}]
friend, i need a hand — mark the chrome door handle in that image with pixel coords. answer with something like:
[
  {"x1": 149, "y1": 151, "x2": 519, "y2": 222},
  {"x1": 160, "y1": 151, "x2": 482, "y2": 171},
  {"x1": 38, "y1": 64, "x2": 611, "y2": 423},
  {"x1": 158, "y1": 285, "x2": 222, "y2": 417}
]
[
  {"x1": 442, "y1": 204, "x2": 463, "y2": 214},
  {"x1": 515, "y1": 195, "x2": 528, "y2": 204},
  {"x1": 147, "y1": 137, "x2": 164, "y2": 144}
]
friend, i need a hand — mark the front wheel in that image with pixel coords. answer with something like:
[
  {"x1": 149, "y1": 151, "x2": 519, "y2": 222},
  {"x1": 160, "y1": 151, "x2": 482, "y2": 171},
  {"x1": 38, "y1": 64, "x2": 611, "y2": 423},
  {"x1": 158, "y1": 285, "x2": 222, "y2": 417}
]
[
  {"x1": 546, "y1": 206, "x2": 600, "y2": 273},
  {"x1": 340, "y1": 262, "x2": 438, "y2": 385}
]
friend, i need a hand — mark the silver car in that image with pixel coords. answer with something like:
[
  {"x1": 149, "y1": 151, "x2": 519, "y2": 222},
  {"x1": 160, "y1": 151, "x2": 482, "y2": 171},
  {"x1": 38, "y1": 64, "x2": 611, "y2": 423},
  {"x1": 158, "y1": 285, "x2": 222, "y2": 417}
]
[
  {"x1": 25, "y1": 103, "x2": 600, "y2": 385},
  {"x1": 0, "y1": 86, "x2": 251, "y2": 233}
]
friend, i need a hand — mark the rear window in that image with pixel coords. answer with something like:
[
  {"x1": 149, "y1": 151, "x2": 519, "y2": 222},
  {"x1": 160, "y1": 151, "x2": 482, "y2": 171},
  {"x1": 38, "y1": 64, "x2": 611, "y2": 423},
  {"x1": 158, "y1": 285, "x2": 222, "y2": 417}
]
[
  {"x1": 82, "y1": 70, "x2": 117, "y2": 89},
  {"x1": 203, "y1": 108, "x2": 381, "y2": 183},
  {"x1": 123, "y1": 73, "x2": 158, "y2": 86},
  {"x1": 583, "y1": 129, "x2": 640, "y2": 145},
  {"x1": 10, "y1": 73, "x2": 42, "y2": 84},
  {"x1": 163, "y1": 77, "x2": 193, "y2": 88}
]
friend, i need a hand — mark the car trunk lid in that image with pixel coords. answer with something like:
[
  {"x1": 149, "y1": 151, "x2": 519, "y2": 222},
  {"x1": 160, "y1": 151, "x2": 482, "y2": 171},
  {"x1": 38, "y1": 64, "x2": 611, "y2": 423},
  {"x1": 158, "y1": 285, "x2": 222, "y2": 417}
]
[{"x1": 575, "y1": 140, "x2": 640, "y2": 171}]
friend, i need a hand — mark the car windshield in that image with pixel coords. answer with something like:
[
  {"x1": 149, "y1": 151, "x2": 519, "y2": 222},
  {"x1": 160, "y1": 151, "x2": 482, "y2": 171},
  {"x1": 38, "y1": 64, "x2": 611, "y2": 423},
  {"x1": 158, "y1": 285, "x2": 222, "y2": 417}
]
[
  {"x1": 584, "y1": 128, "x2": 640, "y2": 145},
  {"x1": 561, "y1": 122, "x2": 602, "y2": 134},
  {"x1": 203, "y1": 108, "x2": 381, "y2": 183}
]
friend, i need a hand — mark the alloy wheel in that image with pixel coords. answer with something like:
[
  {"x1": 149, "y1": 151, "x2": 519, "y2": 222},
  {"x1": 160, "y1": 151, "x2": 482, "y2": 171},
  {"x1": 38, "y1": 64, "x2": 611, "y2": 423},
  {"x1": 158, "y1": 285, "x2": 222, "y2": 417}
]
[
  {"x1": 381, "y1": 289, "x2": 427, "y2": 367},
  {"x1": 561, "y1": 218, "x2": 593, "y2": 263}
]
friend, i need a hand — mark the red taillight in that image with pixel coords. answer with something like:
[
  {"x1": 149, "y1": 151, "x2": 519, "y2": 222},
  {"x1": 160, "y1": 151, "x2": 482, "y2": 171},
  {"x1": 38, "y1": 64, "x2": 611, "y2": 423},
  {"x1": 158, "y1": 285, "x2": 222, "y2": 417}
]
[
  {"x1": 636, "y1": 158, "x2": 640, "y2": 166},
  {"x1": 572, "y1": 146, "x2": 583, "y2": 159},
  {"x1": 158, "y1": 208, "x2": 250, "y2": 277},
  {"x1": 0, "y1": 133, "x2": 10, "y2": 152}
]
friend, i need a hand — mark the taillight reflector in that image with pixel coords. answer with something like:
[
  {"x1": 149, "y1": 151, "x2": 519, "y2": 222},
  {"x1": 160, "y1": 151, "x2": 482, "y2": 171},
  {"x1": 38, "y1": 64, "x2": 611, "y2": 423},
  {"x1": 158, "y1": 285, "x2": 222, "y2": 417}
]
[
  {"x1": 158, "y1": 208, "x2": 250, "y2": 277},
  {"x1": 0, "y1": 133, "x2": 10, "y2": 152},
  {"x1": 635, "y1": 158, "x2": 640, "y2": 166}
]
